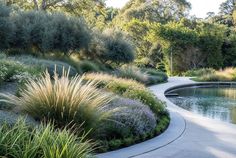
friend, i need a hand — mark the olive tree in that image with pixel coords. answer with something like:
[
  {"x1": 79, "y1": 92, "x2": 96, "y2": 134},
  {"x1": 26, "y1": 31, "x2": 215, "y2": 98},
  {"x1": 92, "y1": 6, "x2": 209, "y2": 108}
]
[
  {"x1": 0, "y1": 3, "x2": 14, "y2": 49},
  {"x1": 10, "y1": 10, "x2": 91, "y2": 55}
]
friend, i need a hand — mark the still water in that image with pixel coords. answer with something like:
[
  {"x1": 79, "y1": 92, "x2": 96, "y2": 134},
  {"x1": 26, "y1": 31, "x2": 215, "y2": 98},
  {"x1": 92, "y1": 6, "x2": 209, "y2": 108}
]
[{"x1": 167, "y1": 85, "x2": 236, "y2": 124}]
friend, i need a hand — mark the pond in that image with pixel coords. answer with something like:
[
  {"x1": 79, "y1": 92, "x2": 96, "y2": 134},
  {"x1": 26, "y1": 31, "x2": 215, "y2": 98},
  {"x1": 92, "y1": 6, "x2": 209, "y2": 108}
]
[{"x1": 166, "y1": 85, "x2": 236, "y2": 124}]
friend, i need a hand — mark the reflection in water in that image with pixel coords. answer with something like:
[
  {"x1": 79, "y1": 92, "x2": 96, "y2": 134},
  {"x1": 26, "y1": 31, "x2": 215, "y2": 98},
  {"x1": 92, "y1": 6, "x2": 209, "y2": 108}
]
[{"x1": 167, "y1": 86, "x2": 236, "y2": 124}]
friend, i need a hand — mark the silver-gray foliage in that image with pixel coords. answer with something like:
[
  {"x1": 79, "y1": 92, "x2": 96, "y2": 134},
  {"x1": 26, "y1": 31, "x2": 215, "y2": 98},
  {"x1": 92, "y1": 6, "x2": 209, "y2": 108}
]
[{"x1": 104, "y1": 97, "x2": 157, "y2": 137}]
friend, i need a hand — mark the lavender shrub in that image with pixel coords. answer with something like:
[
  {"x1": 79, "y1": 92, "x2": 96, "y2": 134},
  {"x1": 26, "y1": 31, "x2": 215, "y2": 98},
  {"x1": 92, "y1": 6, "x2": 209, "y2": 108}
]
[{"x1": 103, "y1": 97, "x2": 157, "y2": 137}]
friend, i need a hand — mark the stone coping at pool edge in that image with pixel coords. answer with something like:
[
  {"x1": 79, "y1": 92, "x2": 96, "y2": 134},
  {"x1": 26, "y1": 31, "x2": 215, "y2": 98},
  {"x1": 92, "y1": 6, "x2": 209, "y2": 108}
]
[
  {"x1": 97, "y1": 77, "x2": 236, "y2": 158},
  {"x1": 165, "y1": 82, "x2": 236, "y2": 95}
]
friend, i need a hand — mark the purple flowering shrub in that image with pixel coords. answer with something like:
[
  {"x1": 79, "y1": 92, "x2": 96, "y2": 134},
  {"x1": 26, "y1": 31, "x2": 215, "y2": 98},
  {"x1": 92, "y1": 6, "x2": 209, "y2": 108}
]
[{"x1": 100, "y1": 97, "x2": 157, "y2": 139}]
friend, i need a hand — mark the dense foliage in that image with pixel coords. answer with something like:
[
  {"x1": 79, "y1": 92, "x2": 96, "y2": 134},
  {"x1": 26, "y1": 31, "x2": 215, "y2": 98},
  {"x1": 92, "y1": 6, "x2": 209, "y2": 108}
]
[
  {"x1": 85, "y1": 29, "x2": 135, "y2": 64},
  {"x1": 106, "y1": 0, "x2": 236, "y2": 75},
  {"x1": 2, "y1": 0, "x2": 236, "y2": 74},
  {"x1": 0, "y1": 119, "x2": 93, "y2": 158},
  {"x1": 0, "y1": 6, "x2": 91, "y2": 54},
  {"x1": 113, "y1": 0, "x2": 191, "y2": 25},
  {"x1": 147, "y1": 20, "x2": 227, "y2": 74},
  {"x1": 0, "y1": 3, "x2": 135, "y2": 65}
]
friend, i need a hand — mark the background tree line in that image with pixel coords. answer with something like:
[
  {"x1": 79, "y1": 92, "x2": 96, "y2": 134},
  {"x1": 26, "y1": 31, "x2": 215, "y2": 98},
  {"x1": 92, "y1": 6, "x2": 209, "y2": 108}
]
[
  {"x1": 111, "y1": 0, "x2": 236, "y2": 75},
  {"x1": 1, "y1": 0, "x2": 236, "y2": 74}
]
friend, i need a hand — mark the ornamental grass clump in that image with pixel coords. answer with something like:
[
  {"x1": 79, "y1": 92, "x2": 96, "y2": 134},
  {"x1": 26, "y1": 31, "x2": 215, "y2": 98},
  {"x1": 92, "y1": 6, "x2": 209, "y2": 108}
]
[
  {"x1": 84, "y1": 73, "x2": 145, "y2": 90},
  {"x1": 0, "y1": 69, "x2": 114, "y2": 131},
  {"x1": 116, "y1": 65, "x2": 149, "y2": 84},
  {"x1": 0, "y1": 118, "x2": 93, "y2": 158},
  {"x1": 191, "y1": 67, "x2": 236, "y2": 81}
]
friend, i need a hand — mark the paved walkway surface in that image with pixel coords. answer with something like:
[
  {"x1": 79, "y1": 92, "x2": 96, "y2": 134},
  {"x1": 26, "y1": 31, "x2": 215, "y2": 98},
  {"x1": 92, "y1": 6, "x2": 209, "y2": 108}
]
[{"x1": 97, "y1": 77, "x2": 236, "y2": 158}]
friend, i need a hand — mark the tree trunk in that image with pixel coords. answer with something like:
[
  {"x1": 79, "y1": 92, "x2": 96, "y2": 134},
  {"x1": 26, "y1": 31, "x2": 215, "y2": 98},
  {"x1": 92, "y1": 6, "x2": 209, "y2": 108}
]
[
  {"x1": 33, "y1": 0, "x2": 39, "y2": 10},
  {"x1": 41, "y1": 0, "x2": 47, "y2": 10}
]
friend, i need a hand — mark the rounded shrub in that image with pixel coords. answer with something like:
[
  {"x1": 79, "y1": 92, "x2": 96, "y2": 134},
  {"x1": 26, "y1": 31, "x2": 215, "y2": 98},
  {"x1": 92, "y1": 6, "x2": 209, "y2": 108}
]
[
  {"x1": 90, "y1": 29, "x2": 135, "y2": 64},
  {"x1": 102, "y1": 97, "x2": 157, "y2": 138},
  {"x1": 2, "y1": 6, "x2": 91, "y2": 55},
  {"x1": 122, "y1": 89, "x2": 166, "y2": 117}
]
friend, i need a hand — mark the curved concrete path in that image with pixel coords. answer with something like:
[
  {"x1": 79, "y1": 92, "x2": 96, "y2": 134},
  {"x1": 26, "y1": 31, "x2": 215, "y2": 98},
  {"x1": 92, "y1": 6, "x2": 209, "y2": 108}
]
[{"x1": 97, "y1": 77, "x2": 236, "y2": 158}]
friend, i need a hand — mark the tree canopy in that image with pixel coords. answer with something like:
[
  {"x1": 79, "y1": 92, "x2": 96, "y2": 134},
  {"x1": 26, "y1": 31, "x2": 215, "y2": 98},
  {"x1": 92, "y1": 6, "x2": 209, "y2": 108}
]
[{"x1": 1, "y1": 0, "x2": 236, "y2": 74}]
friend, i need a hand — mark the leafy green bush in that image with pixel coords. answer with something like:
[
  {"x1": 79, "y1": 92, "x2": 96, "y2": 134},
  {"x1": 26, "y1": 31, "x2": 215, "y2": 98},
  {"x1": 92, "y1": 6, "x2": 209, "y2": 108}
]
[
  {"x1": 154, "y1": 115, "x2": 170, "y2": 134},
  {"x1": 146, "y1": 75, "x2": 165, "y2": 85},
  {"x1": 87, "y1": 29, "x2": 135, "y2": 64},
  {"x1": 61, "y1": 57, "x2": 111, "y2": 74},
  {"x1": 135, "y1": 57, "x2": 153, "y2": 68},
  {"x1": 108, "y1": 139, "x2": 122, "y2": 150},
  {"x1": 102, "y1": 30, "x2": 135, "y2": 64},
  {"x1": 0, "y1": 4, "x2": 134, "y2": 65},
  {"x1": 0, "y1": 70, "x2": 114, "y2": 132},
  {"x1": 0, "y1": 4, "x2": 91, "y2": 55},
  {"x1": 0, "y1": 118, "x2": 93, "y2": 158}
]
